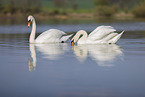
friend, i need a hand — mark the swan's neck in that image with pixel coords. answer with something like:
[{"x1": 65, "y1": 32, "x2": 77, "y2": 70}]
[
  {"x1": 74, "y1": 30, "x2": 88, "y2": 44},
  {"x1": 29, "y1": 18, "x2": 36, "y2": 43}
]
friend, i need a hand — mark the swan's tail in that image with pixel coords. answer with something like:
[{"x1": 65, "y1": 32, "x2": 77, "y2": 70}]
[
  {"x1": 60, "y1": 34, "x2": 73, "y2": 42},
  {"x1": 108, "y1": 31, "x2": 124, "y2": 44}
]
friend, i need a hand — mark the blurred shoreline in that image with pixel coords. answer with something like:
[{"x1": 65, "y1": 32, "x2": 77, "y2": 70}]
[
  {"x1": 1, "y1": 0, "x2": 145, "y2": 23},
  {"x1": 0, "y1": 12, "x2": 135, "y2": 21}
]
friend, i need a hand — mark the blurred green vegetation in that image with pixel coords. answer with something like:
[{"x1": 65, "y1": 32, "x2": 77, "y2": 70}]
[
  {"x1": 0, "y1": 0, "x2": 145, "y2": 18},
  {"x1": 94, "y1": 0, "x2": 119, "y2": 17},
  {"x1": 132, "y1": 0, "x2": 145, "y2": 17}
]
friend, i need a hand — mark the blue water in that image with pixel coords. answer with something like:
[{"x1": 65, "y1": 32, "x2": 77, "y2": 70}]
[
  {"x1": 0, "y1": 22, "x2": 145, "y2": 97},
  {"x1": 1, "y1": 21, "x2": 145, "y2": 34}
]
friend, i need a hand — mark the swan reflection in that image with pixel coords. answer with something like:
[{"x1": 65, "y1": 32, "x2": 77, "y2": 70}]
[
  {"x1": 35, "y1": 43, "x2": 69, "y2": 60},
  {"x1": 72, "y1": 44, "x2": 123, "y2": 66},
  {"x1": 72, "y1": 45, "x2": 88, "y2": 63},
  {"x1": 29, "y1": 43, "x2": 70, "y2": 71},
  {"x1": 29, "y1": 44, "x2": 37, "y2": 71}
]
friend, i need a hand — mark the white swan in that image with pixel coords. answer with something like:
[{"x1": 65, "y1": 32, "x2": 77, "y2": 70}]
[
  {"x1": 28, "y1": 15, "x2": 72, "y2": 43},
  {"x1": 71, "y1": 26, "x2": 124, "y2": 45}
]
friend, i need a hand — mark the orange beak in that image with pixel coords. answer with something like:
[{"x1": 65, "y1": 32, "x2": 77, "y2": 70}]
[
  {"x1": 71, "y1": 40, "x2": 74, "y2": 46},
  {"x1": 28, "y1": 21, "x2": 31, "y2": 27}
]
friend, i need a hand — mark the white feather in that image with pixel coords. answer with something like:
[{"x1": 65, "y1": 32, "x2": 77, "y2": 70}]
[
  {"x1": 71, "y1": 26, "x2": 124, "y2": 44},
  {"x1": 28, "y1": 15, "x2": 72, "y2": 43},
  {"x1": 88, "y1": 26, "x2": 116, "y2": 40}
]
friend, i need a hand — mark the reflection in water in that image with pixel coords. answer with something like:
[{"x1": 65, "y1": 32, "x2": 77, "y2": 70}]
[
  {"x1": 29, "y1": 43, "x2": 123, "y2": 71},
  {"x1": 29, "y1": 44, "x2": 37, "y2": 71},
  {"x1": 29, "y1": 43, "x2": 70, "y2": 71},
  {"x1": 72, "y1": 44, "x2": 123, "y2": 66},
  {"x1": 28, "y1": 57, "x2": 35, "y2": 71},
  {"x1": 72, "y1": 45, "x2": 88, "y2": 63},
  {"x1": 35, "y1": 43, "x2": 69, "y2": 60}
]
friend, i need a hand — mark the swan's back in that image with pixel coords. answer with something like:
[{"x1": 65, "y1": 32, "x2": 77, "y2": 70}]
[
  {"x1": 35, "y1": 29, "x2": 65, "y2": 43},
  {"x1": 88, "y1": 26, "x2": 116, "y2": 40},
  {"x1": 87, "y1": 26, "x2": 124, "y2": 44}
]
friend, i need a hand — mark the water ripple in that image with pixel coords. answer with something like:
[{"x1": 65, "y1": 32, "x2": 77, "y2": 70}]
[{"x1": 0, "y1": 22, "x2": 145, "y2": 34}]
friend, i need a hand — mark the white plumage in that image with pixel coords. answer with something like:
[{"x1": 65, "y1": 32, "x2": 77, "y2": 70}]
[
  {"x1": 71, "y1": 26, "x2": 124, "y2": 44},
  {"x1": 28, "y1": 15, "x2": 72, "y2": 43}
]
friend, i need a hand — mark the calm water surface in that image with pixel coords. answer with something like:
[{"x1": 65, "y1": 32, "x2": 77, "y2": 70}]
[{"x1": 0, "y1": 21, "x2": 145, "y2": 97}]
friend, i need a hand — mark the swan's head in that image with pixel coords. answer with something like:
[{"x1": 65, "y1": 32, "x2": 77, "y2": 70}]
[
  {"x1": 71, "y1": 30, "x2": 86, "y2": 46},
  {"x1": 28, "y1": 15, "x2": 34, "y2": 27}
]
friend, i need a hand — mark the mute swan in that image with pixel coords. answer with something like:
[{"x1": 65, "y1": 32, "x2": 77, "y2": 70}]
[
  {"x1": 28, "y1": 15, "x2": 72, "y2": 43},
  {"x1": 71, "y1": 26, "x2": 124, "y2": 45}
]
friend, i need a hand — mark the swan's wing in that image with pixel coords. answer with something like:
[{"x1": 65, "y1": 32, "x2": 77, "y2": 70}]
[
  {"x1": 60, "y1": 34, "x2": 73, "y2": 42},
  {"x1": 35, "y1": 29, "x2": 65, "y2": 43},
  {"x1": 108, "y1": 31, "x2": 124, "y2": 43},
  {"x1": 88, "y1": 26, "x2": 116, "y2": 41}
]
